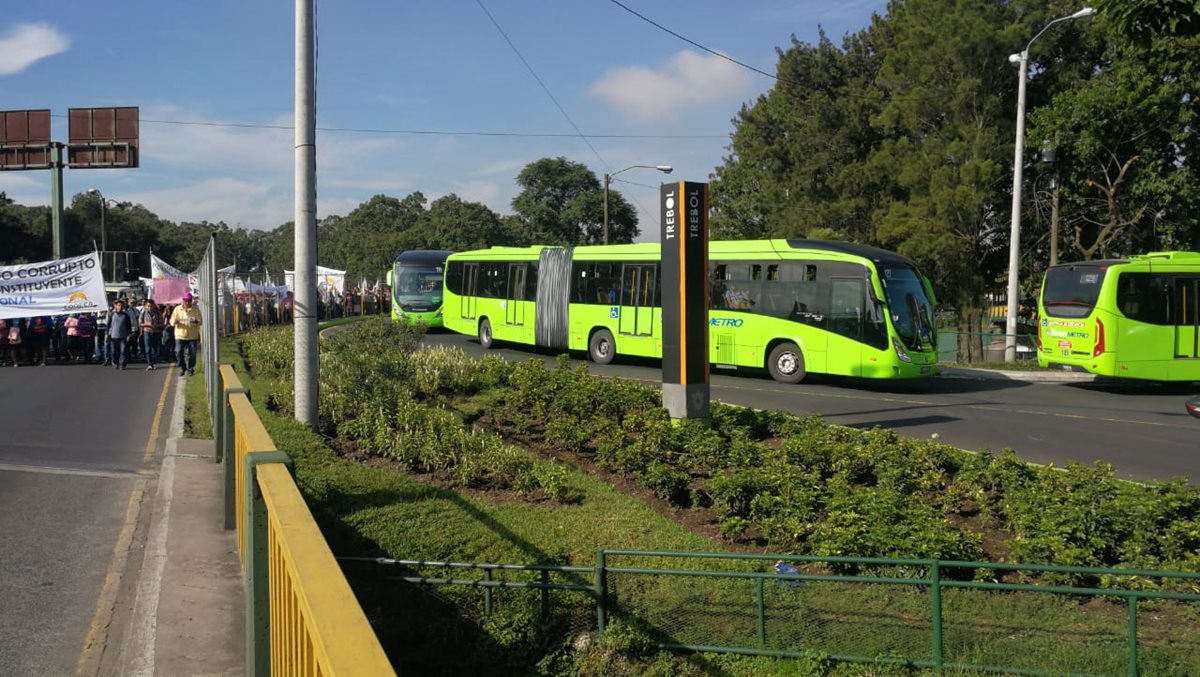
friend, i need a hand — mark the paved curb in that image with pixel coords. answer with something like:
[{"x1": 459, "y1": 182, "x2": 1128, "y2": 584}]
[{"x1": 939, "y1": 366, "x2": 1096, "y2": 383}]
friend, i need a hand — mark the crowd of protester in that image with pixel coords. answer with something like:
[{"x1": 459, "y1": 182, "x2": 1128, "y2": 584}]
[
  {"x1": 0, "y1": 284, "x2": 390, "y2": 369},
  {"x1": 0, "y1": 292, "x2": 202, "y2": 374}
]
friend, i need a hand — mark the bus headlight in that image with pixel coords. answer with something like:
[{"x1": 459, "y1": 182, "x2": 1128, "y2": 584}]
[{"x1": 893, "y1": 337, "x2": 912, "y2": 363}]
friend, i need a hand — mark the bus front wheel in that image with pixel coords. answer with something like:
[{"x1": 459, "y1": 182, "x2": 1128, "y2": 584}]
[
  {"x1": 767, "y1": 342, "x2": 805, "y2": 383},
  {"x1": 478, "y1": 318, "x2": 494, "y2": 350},
  {"x1": 589, "y1": 329, "x2": 616, "y2": 365}
]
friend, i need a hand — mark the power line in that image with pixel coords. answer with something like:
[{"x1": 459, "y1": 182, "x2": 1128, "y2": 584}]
[
  {"x1": 44, "y1": 115, "x2": 725, "y2": 140},
  {"x1": 475, "y1": 0, "x2": 654, "y2": 220},
  {"x1": 605, "y1": 0, "x2": 938, "y2": 106},
  {"x1": 474, "y1": 0, "x2": 610, "y2": 169},
  {"x1": 606, "y1": 0, "x2": 778, "y2": 81}
]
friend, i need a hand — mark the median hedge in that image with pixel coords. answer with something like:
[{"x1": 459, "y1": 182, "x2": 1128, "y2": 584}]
[{"x1": 241, "y1": 319, "x2": 1200, "y2": 586}]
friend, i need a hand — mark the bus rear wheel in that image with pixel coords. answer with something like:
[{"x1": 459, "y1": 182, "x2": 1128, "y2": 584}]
[
  {"x1": 767, "y1": 342, "x2": 805, "y2": 383},
  {"x1": 478, "y1": 318, "x2": 494, "y2": 350},
  {"x1": 589, "y1": 329, "x2": 615, "y2": 365}
]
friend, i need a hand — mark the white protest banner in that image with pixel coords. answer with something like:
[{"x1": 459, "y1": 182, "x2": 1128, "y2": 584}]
[
  {"x1": 150, "y1": 254, "x2": 188, "y2": 280},
  {"x1": 317, "y1": 266, "x2": 346, "y2": 300},
  {"x1": 0, "y1": 252, "x2": 108, "y2": 320}
]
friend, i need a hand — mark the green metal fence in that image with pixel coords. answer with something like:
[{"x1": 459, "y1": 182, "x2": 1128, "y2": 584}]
[{"x1": 343, "y1": 551, "x2": 1200, "y2": 676}]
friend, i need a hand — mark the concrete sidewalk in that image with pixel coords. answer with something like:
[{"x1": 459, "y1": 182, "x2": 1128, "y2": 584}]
[
  {"x1": 111, "y1": 378, "x2": 244, "y2": 676},
  {"x1": 151, "y1": 438, "x2": 244, "y2": 677}
]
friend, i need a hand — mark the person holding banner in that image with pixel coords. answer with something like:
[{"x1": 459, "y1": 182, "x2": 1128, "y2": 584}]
[
  {"x1": 170, "y1": 292, "x2": 202, "y2": 376},
  {"x1": 28, "y1": 316, "x2": 53, "y2": 367}
]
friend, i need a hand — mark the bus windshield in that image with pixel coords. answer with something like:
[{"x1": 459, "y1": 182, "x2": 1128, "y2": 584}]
[
  {"x1": 393, "y1": 264, "x2": 444, "y2": 308},
  {"x1": 1043, "y1": 265, "x2": 1106, "y2": 318},
  {"x1": 880, "y1": 265, "x2": 935, "y2": 351}
]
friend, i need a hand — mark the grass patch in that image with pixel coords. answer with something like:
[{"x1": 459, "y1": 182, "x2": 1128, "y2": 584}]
[
  {"x1": 182, "y1": 336, "x2": 241, "y2": 439},
  {"x1": 318, "y1": 315, "x2": 372, "y2": 330},
  {"x1": 229, "y1": 321, "x2": 1200, "y2": 676}
]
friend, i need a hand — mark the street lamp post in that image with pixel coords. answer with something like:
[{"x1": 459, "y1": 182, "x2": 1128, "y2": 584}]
[
  {"x1": 86, "y1": 188, "x2": 111, "y2": 253},
  {"x1": 603, "y1": 164, "x2": 673, "y2": 245},
  {"x1": 1004, "y1": 6, "x2": 1095, "y2": 363}
]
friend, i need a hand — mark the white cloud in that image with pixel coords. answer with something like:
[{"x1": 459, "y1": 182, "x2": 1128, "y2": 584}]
[
  {"x1": 122, "y1": 178, "x2": 281, "y2": 227},
  {"x1": 471, "y1": 158, "x2": 525, "y2": 178},
  {"x1": 139, "y1": 106, "x2": 399, "y2": 175},
  {"x1": 449, "y1": 180, "x2": 502, "y2": 208},
  {"x1": 589, "y1": 50, "x2": 756, "y2": 122},
  {"x1": 0, "y1": 23, "x2": 69, "y2": 76}
]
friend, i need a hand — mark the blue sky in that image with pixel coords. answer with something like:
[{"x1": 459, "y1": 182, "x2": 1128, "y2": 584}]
[{"x1": 0, "y1": 0, "x2": 886, "y2": 242}]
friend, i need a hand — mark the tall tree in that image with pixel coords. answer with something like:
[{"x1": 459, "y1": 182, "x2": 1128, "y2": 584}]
[
  {"x1": 1028, "y1": 20, "x2": 1200, "y2": 258},
  {"x1": 319, "y1": 192, "x2": 427, "y2": 282},
  {"x1": 511, "y1": 157, "x2": 638, "y2": 245},
  {"x1": 420, "y1": 193, "x2": 510, "y2": 251},
  {"x1": 710, "y1": 27, "x2": 885, "y2": 242}
]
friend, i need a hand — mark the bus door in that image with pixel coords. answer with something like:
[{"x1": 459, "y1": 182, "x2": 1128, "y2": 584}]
[
  {"x1": 460, "y1": 263, "x2": 479, "y2": 320},
  {"x1": 1174, "y1": 277, "x2": 1200, "y2": 359},
  {"x1": 506, "y1": 263, "x2": 527, "y2": 326},
  {"x1": 829, "y1": 277, "x2": 865, "y2": 376},
  {"x1": 618, "y1": 264, "x2": 655, "y2": 337}
]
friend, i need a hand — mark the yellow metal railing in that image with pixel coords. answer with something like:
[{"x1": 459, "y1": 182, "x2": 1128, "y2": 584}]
[
  {"x1": 260, "y1": 463, "x2": 394, "y2": 676},
  {"x1": 218, "y1": 364, "x2": 394, "y2": 676}
]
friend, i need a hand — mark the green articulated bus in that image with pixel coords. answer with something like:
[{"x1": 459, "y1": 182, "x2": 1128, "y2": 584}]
[
  {"x1": 386, "y1": 250, "x2": 453, "y2": 327},
  {"x1": 442, "y1": 240, "x2": 939, "y2": 382},
  {"x1": 1038, "y1": 251, "x2": 1200, "y2": 381}
]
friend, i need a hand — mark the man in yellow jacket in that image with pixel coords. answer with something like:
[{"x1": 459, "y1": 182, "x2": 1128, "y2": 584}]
[{"x1": 170, "y1": 292, "x2": 203, "y2": 376}]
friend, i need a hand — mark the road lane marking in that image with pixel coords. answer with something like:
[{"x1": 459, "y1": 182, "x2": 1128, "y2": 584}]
[
  {"x1": 143, "y1": 369, "x2": 174, "y2": 462},
  {"x1": 966, "y1": 404, "x2": 1196, "y2": 430},
  {"x1": 0, "y1": 462, "x2": 154, "y2": 480},
  {"x1": 76, "y1": 478, "x2": 146, "y2": 676},
  {"x1": 122, "y1": 370, "x2": 186, "y2": 677}
]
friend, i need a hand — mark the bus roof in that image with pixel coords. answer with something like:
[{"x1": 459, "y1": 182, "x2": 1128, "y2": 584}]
[
  {"x1": 786, "y1": 239, "x2": 918, "y2": 268},
  {"x1": 394, "y1": 250, "x2": 454, "y2": 265},
  {"x1": 447, "y1": 239, "x2": 926, "y2": 268},
  {"x1": 1047, "y1": 251, "x2": 1200, "y2": 271}
]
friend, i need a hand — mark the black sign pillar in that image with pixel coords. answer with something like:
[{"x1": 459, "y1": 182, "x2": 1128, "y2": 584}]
[{"x1": 661, "y1": 181, "x2": 710, "y2": 419}]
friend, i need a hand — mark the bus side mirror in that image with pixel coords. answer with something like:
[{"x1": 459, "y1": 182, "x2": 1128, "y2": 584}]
[
  {"x1": 867, "y1": 276, "x2": 883, "y2": 303},
  {"x1": 1186, "y1": 397, "x2": 1200, "y2": 420}
]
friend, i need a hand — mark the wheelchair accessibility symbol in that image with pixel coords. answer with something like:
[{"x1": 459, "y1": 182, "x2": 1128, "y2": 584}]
[{"x1": 609, "y1": 306, "x2": 619, "y2": 319}]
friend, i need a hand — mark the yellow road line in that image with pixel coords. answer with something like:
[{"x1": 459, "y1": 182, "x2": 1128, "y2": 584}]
[
  {"x1": 77, "y1": 478, "x2": 147, "y2": 676},
  {"x1": 143, "y1": 369, "x2": 174, "y2": 462}
]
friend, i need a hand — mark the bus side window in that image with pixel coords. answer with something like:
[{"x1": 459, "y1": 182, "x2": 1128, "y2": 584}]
[
  {"x1": 445, "y1": 261, "x2": 462, "y2": 295},
  {"x1": 571, "y1": 263, "x2": 590, "y2": 304},
  {"x1": 1118, "y1": 273, "x2": 1170, "y2": 325}
]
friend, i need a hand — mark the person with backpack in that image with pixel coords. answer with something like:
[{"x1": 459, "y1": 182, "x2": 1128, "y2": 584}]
[
  {"x1": 140, "y1": 299, "x2": 165, "y2": 370},
  {"x1": 76, "y1": 313, "x2": 97, "y2": 363}
]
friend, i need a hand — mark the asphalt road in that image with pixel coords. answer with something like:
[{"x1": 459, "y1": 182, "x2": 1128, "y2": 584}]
[
  {"x1": 0, "y1": 361, "x2": 171, "y2": 676},
  {"x1": 423, "y1": 330, "x2": 1200, "y2": 484}
]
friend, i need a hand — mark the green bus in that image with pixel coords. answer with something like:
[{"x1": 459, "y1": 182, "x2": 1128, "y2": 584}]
[
  {"x1": 1037, "y1": 251, "x2": 1200, "y2": 380},
  {"x1": 385, "y1": 250, "x2": 453, "y2": 327},
  {"x1": 442, "y1": 239, "x2": 939, "y2": 382}
]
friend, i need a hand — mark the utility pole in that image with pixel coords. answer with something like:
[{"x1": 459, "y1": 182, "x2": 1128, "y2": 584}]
[
  {"x1": 294, "y1": 0, "x2": 318, "y2": 427},
  {"x1": 50, "y1": 143, "x2": 64, "y2": 258},
  {"x1": 1049, "y1": 176, "x2": 1060, "y2": 266}
]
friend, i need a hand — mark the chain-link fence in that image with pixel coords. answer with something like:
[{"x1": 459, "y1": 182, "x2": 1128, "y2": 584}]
[
  {"x1": 344, "y1": 551, "x2": 1200, "y2": 676},
  {"x1": 937, "y1": 330, "x2": 1039, "y2": 364},
  {"x1": 197, "y1": 234, "x2": 219, "y2": 418}
]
